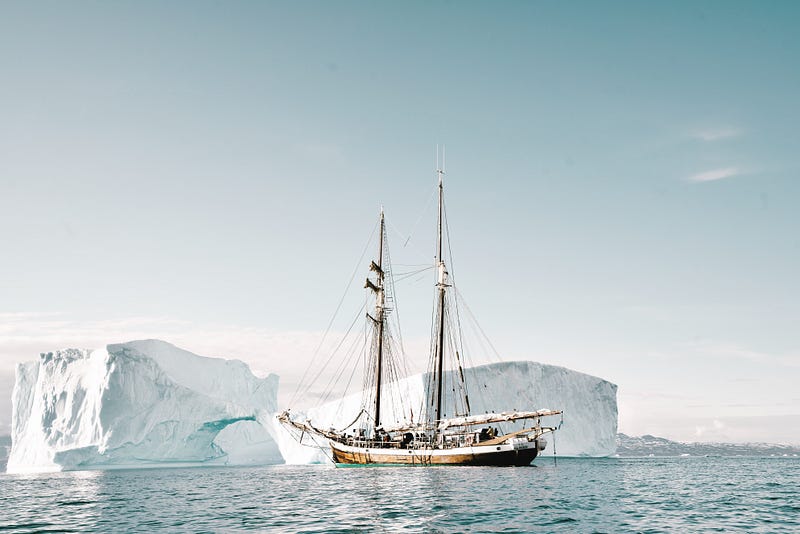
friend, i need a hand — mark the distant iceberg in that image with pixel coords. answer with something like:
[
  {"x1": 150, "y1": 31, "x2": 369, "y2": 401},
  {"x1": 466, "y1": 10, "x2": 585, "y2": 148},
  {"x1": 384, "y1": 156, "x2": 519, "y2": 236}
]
[
  {"x1": 275, "y1": 361, "x2": 618, "y2": 463},
  {"x1": 7, "y1": 340, "x2": 280, "y2": 473}
]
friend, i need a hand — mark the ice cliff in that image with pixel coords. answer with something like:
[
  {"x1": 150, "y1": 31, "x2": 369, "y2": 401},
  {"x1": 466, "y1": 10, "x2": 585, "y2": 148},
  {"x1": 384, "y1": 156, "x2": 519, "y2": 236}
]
[
  {"x1": 7, "y1": 340, "x2": 280, "y2": 473},
  {"x1": 274, "y1": 361, "x2": 618, "y2": 463}
]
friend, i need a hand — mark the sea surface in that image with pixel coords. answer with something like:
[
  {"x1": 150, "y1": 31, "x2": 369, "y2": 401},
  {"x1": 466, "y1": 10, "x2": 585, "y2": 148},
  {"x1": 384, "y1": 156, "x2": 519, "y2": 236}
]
[{"x1": 1, "y1": 457, "x2": 798, "y2": 533}]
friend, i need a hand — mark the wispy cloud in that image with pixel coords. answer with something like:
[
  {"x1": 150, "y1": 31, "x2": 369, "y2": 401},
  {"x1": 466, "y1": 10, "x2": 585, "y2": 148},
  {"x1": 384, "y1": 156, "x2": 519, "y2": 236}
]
[
  {"x1": 691, "y1": 127, "x2": 743, "y2": 141},
  {"x1": 687, "y1": 167, "x2": 741, "y2": 182}
]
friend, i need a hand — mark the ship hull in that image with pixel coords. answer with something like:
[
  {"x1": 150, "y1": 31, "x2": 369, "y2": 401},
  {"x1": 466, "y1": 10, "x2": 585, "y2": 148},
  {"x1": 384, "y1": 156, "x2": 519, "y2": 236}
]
[{"x1": 330, "y1": 440, "x2": 540, "y2": 466}]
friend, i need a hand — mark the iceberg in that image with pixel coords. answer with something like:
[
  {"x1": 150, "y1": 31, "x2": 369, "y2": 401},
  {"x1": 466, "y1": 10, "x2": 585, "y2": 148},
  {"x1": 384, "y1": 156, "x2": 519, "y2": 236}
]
[
  {"x1": 7, "y1": 340, "x2": 280, "y2": 473},
  {"x1": 275, "y1": 361, "x2": 618, "y2": 463}
]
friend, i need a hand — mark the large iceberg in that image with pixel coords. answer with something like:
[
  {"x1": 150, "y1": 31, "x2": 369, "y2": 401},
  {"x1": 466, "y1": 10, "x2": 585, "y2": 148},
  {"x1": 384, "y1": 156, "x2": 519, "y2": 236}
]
[
  {"x1": 7, "y1": 340, "x2": 280, "y2": 473},
  {"x1": 274, "y1": 360, "x2": 618, "y2": 463}
]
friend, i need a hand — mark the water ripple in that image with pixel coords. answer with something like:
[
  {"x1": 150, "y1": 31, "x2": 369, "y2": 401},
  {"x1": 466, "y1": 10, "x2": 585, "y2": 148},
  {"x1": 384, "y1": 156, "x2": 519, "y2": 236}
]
[{"x1": 0, "y1": 458, "x2": 798, "y2": 532}]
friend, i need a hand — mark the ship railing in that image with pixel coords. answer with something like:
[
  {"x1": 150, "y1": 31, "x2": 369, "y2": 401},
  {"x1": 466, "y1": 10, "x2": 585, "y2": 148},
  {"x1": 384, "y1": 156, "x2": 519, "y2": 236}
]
[{"x1": 336, "y1": 435, "x2": 440, "y2": 450}]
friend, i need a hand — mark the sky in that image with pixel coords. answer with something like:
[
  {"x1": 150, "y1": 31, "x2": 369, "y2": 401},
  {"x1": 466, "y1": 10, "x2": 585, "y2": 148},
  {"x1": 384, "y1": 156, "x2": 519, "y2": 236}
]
[{"x1": 1, "y1": 1, "x2": 799, "y2": 444}]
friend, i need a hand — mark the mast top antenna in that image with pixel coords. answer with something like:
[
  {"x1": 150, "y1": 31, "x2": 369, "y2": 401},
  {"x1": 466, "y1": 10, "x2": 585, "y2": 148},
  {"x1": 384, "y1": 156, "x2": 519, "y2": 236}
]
[{"x1": 436, "y1": 145, "x2": 445, "y2": 185}]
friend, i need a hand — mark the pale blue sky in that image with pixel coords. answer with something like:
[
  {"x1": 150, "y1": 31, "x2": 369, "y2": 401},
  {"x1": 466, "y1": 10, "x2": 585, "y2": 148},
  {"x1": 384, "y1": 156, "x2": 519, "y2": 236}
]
[{"x1": 1, "y1": 1, "x2": 798, "y2": 442}]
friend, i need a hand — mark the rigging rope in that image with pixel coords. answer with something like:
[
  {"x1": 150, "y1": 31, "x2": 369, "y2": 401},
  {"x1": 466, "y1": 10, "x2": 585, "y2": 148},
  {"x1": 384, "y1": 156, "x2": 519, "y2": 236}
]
[
  {"x1": 399, "y1": 184, "x2": 438, "y2": 249},
  {"x1": 454, "y1": 286, "x2": 505, "y2": 364},
  {"x1": 289, "y1": 220, "x2": 379, "y2": 406},
  {"x1": 295, "y1": 301, "x2": 366, "y2": 406},
  {"x1": 317, "y1": 311, "x2": 369, "y2": 407}
]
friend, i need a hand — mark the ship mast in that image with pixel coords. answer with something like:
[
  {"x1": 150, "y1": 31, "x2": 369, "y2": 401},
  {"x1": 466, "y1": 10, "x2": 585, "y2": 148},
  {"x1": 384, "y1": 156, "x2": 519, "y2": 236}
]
[
  {"x1": 367, "y1": 208, "x2": 386, "y2": 429},
  {"x1": 434, "y1": 159, "x2": 447, "y2": 428}
]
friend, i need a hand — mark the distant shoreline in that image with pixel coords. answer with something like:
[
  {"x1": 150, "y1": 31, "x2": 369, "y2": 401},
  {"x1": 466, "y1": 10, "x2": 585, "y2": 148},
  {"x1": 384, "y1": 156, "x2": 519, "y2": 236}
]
[{"x1": 616, "y1": 433, "x2": 800, "y2": 457}]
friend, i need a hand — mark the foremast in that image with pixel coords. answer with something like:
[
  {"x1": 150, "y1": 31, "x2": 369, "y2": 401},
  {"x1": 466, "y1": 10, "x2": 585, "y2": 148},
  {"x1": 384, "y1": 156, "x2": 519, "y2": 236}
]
[{"x1": 366, "y1": 208, "x2": 386, "y2": 429}]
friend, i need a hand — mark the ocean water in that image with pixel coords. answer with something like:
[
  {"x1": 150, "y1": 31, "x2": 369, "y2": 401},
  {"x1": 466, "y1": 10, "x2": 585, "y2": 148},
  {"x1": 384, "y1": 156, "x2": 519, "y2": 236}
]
[{"x1": 1, "y1": 457, "x2": 798, "y2": 533}]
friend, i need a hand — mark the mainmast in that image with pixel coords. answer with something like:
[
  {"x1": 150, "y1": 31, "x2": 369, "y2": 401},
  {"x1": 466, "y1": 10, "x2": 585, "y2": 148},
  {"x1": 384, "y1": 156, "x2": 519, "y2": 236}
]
[
  {"x1": 366, "y1": 208, "x2": 386, "y2": 429},
  {"x1": 434, "y1": 161, "x2": 447, "y2": 428}
]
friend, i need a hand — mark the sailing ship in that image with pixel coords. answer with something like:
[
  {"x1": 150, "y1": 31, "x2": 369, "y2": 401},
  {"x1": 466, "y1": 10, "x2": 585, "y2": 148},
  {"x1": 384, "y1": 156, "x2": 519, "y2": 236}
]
[{"x1": 278, "y1": 161, "x2": 562, "y2": 466}]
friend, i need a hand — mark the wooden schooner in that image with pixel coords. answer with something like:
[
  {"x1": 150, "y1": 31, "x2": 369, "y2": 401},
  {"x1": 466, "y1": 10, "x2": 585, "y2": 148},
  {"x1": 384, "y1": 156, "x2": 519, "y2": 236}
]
[{"x1": 278, "y1": 160, "x2": 562, "y2": 466}]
